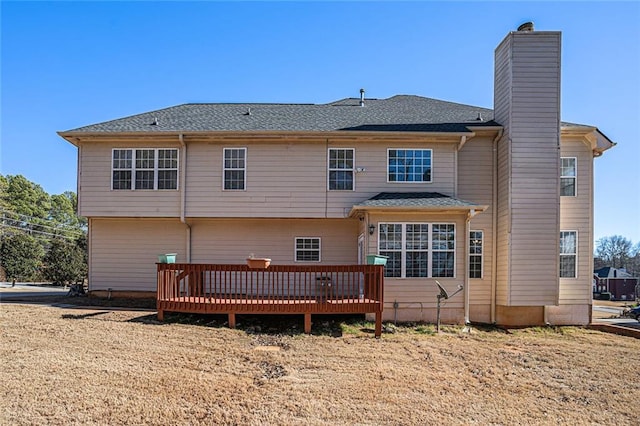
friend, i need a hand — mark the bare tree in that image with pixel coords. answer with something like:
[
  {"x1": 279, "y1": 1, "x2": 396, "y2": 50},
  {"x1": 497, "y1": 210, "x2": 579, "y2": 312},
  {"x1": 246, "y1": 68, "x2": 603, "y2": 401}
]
[
  {"x1": 595, "y1": 235, "x2": 634, "y2": 270},
  {"x1": 626, "y1": 242, "x2": 640, "y2": 276}
]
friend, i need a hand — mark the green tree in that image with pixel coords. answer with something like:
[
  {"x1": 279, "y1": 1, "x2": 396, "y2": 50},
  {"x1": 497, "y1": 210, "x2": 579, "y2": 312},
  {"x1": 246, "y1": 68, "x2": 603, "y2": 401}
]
[
  {"x1": 0, "y1": 233, "x2": 45, "y2": 283},
  {"x1": 3, "y1": 175, "x2": 51, "y2": 219},
  {"x1": 42, "y1": 238, "x2": 87, "y2": 285},
  {"x1": 0, "y1": 175, "x2": 8, "y2": 210},
  {"x1": 50, "y1": 192, "x2": 80, "y2": 228}
]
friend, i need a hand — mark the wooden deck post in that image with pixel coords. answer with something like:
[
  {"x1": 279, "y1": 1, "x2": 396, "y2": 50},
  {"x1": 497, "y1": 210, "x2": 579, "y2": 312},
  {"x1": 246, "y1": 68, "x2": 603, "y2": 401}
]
[
  {"x1": 157, "y1": 263, "x2": 384, "y2": 338},
  {"x1": 375, "y1": 311, "x2": 382, "y2": 338},
  {"x1": 228, "y1": 313, "x2": 236, "y2": 329},
  {"x1": 304, "y1": 313, "x2": 311, "y2": 334}
]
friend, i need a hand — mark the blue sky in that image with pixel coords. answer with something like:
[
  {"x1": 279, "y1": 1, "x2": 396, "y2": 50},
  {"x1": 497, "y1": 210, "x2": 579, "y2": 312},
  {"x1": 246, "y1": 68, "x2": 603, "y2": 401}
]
[{"x1": 1, "y1": 1, "x2": 639, "y2": 244}]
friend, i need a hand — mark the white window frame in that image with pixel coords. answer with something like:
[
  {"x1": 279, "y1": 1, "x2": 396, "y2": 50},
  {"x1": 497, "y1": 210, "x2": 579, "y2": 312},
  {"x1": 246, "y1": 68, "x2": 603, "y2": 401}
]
[
  {"x1": 112, "y1": 149, "x2": 133, "y2": 190},
  {"x1": 156, "y1": 149, "x2": 180, "y2": 190},
  {"x1": 560, "y1": 157, "x2": 577, "y2": 197},
  {"x1": 560, "y1": 230, "x2": 577, "y2": 279},
  {"x1": 469, "y1": 230, "x2": 483, "y2": 279},
  {"x1": 387, "y1": 148, "x2": 433, "y2": 184},
  {"x1": 134, "y1": 149, "x2": 156, "y2": 190},
  {"x1": 111, "y1": 148, "x2": 179, "y2": 191},
  {"x1": 327, "y1": 148, "x2": 355, "y2": 191},
  {"x1": 294, "y1": 237, "x2": 321, "y2": 262},
  {"x1": 223, "y1": 148, "x2": 247, "y2": 191},
  {"x1": 378, "y1": 222, "x2": 455, "y2": 278}
]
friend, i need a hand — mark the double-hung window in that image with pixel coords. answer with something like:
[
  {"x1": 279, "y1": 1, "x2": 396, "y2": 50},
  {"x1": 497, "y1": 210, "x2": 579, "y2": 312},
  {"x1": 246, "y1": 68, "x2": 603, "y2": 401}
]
[
  {"x1": 135, "y1": 149, "x2": 155, "y2": 190},
  {"x1": 379, "y1": 223, "x2": 455, "y2": 278},
  {"x1": 387, "y1": 149, "x2": 432, "y2": 183},
  {"x1": 560, "y1": 231, "x2": 577, "y2": 278},
  {"x1": 560, "y1": 157, "x2": 576, "y2": 196},
  {"x1": 223, "y1": 148, "x2": 246, "y2": 190},
  {"x1": 328, "y1": 148, "x2": 354, "y2": 190},
  {"x1": 112, "y1": 149, "x2": 133, "y2": 190},
  {"x1": 157, "y1": 149, "x2": 179, "y2": 189},
  {"x1": 469, "y1": 231, "x2": 483, "y2": 279},
  {"x1": 405, "y1": 224, "x2": 430, "y2": 277},
  {"x1": 295, "y1": 237, "x2": 321, "y2": 262},
  {"x1": 111, "y1": 148, "x2": 178, "y2": 190}
]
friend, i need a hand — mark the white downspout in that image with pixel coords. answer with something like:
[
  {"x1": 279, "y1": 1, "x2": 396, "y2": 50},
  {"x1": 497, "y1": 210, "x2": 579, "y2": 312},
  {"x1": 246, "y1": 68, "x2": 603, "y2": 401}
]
[
  {"x1": 491, "y1": 129, "x2": 503, "y2": 323},
  {"x1": 179, "y1": 133, "x2": 191, "y2": 262}
]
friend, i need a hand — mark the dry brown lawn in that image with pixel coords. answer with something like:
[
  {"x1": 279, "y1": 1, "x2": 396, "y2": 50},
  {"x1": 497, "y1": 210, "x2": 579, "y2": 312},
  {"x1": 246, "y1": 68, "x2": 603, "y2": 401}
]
[{"x1": 1, "y1": 303, "x2": 639, "y2": 425}]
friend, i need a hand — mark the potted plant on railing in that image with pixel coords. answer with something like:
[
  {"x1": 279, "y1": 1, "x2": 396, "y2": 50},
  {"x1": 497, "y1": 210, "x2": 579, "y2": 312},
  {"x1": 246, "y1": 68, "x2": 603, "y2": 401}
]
[{"x1": 246, "y1": 253, "x2": 271, "y2": 269}]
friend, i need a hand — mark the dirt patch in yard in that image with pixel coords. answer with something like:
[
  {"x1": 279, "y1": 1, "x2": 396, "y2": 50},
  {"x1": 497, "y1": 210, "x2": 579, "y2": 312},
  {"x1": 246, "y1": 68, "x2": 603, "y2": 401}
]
[{"x1": 1, "y1": 304, "x2": 638, "y2": 425}]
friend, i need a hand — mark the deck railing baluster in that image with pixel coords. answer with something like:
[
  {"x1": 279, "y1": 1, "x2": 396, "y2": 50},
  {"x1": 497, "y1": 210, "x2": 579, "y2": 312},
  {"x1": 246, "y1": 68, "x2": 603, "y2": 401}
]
[{"x1": 157, "y1": 263, "x2": 384, "y2": 336}]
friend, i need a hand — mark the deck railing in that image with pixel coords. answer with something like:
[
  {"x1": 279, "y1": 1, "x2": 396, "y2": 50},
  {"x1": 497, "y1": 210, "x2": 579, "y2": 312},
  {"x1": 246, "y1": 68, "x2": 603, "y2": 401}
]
[{"x1": 157, "y1": 263, "x2": 384, "y2": 336}]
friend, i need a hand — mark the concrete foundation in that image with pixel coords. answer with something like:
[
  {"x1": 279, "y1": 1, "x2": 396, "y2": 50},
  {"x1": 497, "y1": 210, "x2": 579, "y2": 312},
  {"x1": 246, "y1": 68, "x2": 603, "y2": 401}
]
[
  {"x1": 469, "y1": 304, "x2": 491, "y2": 324},
  {"x1": 371, "y1": 307, "x2": 465, "y2": 324},
  {"x1": 495, "y1": 305, "x2": 545, "y2": 327},
  {"x1": 90, "y1": 290, "x2": 156, "y2": 299},
  {"x1": 545, "y1": 304, "x2": 591, "y2": 326}
]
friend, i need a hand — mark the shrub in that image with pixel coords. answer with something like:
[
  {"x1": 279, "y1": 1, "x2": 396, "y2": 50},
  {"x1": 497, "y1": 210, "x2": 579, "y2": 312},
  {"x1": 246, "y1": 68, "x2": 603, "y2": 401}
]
[
  {"x1": 42, "y1": 238, "x2": 87, "y2": 285},
  {"x1": 599, "y1": 292, "x2": 612, "y2": 301}
]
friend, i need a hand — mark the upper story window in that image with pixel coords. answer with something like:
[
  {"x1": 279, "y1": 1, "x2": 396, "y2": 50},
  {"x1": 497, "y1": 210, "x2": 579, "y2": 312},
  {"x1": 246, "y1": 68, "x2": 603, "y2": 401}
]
[
  {"x1": 378, "y1": 223, "x2": 455, "y2": 278},
  {"x1": 388, "y1": 149, "x2": 432, "y2": 183},
  {"x1": 112, "y1": 148, "x2": 178, "y2": 190},
  {"x1": 295, "y1": 237, "x2": 321, "y2": 262},
  {"x1": 560, "y1": 231, "x2": 577, "y2": 278},
  {"x1": 469, "y1": 230, "x2": 483, "y2": 279},
  {"x1": 223, "y1": 148, "x2": 246, "y2": 190},
  {"x1": 328, "y1": 148, "x2": 354, "y2": 190},
  {"x1": 560, "y1": 157, "x2": 576, "y2": 196}
]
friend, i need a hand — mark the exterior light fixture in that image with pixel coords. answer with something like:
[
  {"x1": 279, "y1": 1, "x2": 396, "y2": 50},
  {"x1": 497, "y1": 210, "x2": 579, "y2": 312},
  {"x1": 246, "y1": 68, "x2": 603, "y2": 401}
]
[{"x1": 368, "y1": 224, "x2": 376, "y2": 235}]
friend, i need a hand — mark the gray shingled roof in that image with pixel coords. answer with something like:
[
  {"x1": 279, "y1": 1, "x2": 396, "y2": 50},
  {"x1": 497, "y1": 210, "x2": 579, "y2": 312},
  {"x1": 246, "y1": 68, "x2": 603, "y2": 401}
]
[
  {"x1": 60, "y1": 94, "x2": 595, "y2": 135},
  {"x1": 354, "y1": 192, "x2": 483, "y2": 209},
  {"x1": 61, "y1": 95, "x2": 500, "y2": 134}
]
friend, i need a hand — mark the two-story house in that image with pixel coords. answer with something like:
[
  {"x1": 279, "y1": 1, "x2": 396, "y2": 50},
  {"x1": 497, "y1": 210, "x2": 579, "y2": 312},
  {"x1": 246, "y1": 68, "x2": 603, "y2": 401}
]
[{"x1": 59, "y1": 23, "x2": 614, "y2": 327}]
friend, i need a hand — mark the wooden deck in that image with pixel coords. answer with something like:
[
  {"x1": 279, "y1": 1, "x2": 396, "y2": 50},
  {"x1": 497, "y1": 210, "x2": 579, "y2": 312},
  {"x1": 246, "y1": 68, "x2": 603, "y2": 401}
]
[{"x1": 157, "y1": 263, "x2": 384, "y2": 336}]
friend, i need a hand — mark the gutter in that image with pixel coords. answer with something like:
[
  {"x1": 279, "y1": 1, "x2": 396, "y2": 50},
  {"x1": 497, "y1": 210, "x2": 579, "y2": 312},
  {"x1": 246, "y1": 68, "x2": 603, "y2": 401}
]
[
  {"x1": 179, "y1": 133, "x2": 191, "y2": 262},
  {"x1": 348, "y1": 205, "x2": 488, "y2": 218},
  {"x1": 57, "y1": 129, "x2": 477, "y2": 142}
]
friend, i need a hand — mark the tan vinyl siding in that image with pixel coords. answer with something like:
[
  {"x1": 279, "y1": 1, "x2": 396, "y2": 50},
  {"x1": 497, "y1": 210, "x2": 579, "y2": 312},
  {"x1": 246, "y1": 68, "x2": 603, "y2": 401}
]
[
  {"x1": 493, "y1": 35, "x2": 512, "y2": 130},
  {"x1": 89, "y1": 218, "x2": 186, "y2": 292},
  {"x1": 189, "y1": 218, "x2": 358, "y2": 265},
  {"x1": 493, "y1": 31, "x2": 561, "y2": 306},
  {"x1": 78, "y1": 142, "x2": 181, "y2": 217},
  {"x1": 559, "y1": 139, "x2": 593, "y2": 304},
  {"x1": 495, "y1": 133, "x2": 510, "y2": 305},
  {"x1": 458, "y1": 137, "x2": 494, "y2": 310},
  {"x1": 494, "y1": 34, "x2": 512, "y2": 307},
  {"x1": 78, "y1": 135, "x2": 457, "y2": 219},
  {"x1": 184, "y1": 138, "x2": 456, "y2": 218}
]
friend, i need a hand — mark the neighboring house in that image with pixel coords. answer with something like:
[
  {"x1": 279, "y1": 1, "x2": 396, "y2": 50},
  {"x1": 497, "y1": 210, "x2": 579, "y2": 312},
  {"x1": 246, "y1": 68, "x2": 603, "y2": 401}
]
[
  {"x1": 58, "y1": 23, "x2": 615, "y2": 327},
  {"x1": 594, "y1": 267, "x2": 639, "y2": 301}
]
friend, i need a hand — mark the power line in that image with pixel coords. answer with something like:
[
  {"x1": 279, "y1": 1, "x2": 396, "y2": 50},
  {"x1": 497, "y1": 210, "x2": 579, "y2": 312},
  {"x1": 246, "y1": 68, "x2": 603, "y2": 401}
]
[{"x1": 0, "y1": 209, "x2": 85, "y2": 240}]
